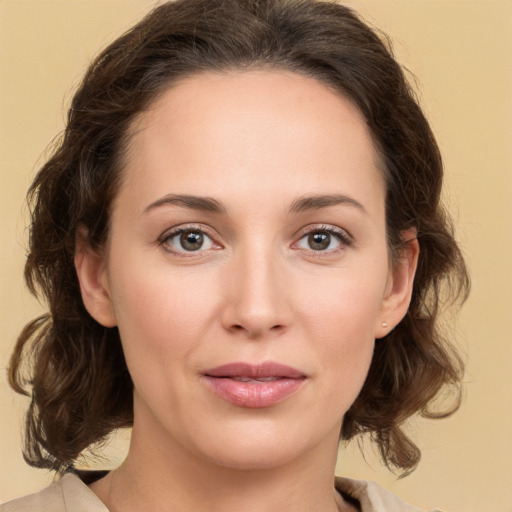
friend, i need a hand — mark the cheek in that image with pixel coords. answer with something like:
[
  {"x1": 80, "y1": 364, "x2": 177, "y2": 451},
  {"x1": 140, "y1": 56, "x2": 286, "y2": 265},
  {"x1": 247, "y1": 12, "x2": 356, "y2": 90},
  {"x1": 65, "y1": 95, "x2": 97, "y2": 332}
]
[
  {"x1": 109, "y1": 258, "x2": 222, "y2": 365},
  {"x1": 107, "y1": 261, "x2": 225, "y2": 425},
  {"x1": 297, "y1": 266, "x2": 385, "y2": 340},
  {"x1": 294, "y1": 268, "x2": 385, "y2": 399}
]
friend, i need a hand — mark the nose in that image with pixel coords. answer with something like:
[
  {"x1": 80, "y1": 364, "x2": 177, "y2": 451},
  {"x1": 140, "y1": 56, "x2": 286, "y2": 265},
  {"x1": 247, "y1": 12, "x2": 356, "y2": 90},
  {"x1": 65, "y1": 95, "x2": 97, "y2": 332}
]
[{"x1": 220, "y1": 244, "x2": 292, "y2": 339}]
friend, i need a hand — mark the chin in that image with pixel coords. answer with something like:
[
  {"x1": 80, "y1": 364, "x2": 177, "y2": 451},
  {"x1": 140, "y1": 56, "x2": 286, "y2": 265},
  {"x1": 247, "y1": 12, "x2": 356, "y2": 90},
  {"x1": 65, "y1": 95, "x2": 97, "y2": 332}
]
[
  {"x1": 186, "y1": 417, "x2": 338, "y2": 472},
  {"x1": 201, "y1": 440, "x2": 303, "y2": 471}
]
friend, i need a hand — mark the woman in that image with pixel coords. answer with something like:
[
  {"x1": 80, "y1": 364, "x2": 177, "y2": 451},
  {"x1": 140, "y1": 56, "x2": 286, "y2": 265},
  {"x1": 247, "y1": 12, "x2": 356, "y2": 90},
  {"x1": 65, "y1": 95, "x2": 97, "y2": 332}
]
[{"x1": 2, "y1": 0, "x2": 469, "y2": 511}]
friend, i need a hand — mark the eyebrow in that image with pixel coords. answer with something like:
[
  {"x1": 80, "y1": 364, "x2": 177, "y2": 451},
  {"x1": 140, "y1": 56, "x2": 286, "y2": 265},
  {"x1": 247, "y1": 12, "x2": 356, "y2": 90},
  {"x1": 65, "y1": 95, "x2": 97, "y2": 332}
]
[
  {"x1": 143, "y1": 194, "x2": 227, "y2": 215},
  {"x1": 289, "y1": 194, "x2": 367, "y2": 214},
  {"x1": 142, "y1": 193, "x2": 366, "y2": 216}
]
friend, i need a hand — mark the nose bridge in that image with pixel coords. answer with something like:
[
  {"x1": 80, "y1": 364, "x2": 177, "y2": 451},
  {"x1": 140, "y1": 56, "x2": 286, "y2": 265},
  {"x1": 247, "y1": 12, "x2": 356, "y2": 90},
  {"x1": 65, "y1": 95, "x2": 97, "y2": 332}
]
[{"x1": 222, "y1": 237, "x2": 288, "y2": 337}]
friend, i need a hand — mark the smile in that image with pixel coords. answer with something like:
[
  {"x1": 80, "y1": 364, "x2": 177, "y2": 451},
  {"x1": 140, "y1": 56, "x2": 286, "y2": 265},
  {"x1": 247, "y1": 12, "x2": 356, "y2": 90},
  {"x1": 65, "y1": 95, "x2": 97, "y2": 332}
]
[{"x1": 202, "y1": 362, "x2": 307, "y2": 408}]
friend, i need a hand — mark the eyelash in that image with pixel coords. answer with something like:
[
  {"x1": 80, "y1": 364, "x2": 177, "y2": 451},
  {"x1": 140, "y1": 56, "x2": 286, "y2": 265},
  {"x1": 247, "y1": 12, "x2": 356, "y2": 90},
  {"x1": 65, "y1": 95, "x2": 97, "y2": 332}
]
[
  {"x1": 158, "y1": 224, "x2": 220, "y2": 257},
  {"x1": 294, "y1": 224, "x2": 353, "y2": 255},
  {"x1": 157, "y1": 223, "x2": 353, "y2": 258}
]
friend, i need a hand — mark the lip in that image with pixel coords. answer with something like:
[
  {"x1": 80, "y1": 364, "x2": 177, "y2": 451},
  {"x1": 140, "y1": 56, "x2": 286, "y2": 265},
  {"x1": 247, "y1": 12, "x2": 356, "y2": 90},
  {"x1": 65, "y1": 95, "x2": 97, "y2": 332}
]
[{"x1": 202, "y1": 362, "x2": 307, "y2": 408}]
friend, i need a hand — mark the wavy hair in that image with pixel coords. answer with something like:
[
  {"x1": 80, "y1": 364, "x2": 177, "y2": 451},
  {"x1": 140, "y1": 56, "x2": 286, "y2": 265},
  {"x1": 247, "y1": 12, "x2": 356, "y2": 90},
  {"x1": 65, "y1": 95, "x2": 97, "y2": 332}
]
[{"x1": 9, "y1": 0, "x2": 469, "y2": 474}]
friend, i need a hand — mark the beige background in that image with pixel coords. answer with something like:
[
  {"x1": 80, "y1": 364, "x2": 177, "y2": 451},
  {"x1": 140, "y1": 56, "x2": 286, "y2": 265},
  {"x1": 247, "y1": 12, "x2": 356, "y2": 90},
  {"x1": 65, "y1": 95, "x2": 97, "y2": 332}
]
[{"x1": 1, "y1": 1, "x2": 511, "y2": 510}]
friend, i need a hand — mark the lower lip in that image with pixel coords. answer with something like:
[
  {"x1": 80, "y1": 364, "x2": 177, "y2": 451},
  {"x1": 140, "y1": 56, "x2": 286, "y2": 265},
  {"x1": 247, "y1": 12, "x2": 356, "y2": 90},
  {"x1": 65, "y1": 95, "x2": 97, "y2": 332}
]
[{"x1": 203, "y1": 376, "x2": 305, "y2": 408}]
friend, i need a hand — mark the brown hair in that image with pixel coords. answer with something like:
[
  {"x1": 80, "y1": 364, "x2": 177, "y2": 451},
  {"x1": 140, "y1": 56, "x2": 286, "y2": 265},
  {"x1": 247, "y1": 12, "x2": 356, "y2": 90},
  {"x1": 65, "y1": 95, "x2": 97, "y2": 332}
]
[{"x1": 9, "y1": 0, "x2": 469, "y2": 475}]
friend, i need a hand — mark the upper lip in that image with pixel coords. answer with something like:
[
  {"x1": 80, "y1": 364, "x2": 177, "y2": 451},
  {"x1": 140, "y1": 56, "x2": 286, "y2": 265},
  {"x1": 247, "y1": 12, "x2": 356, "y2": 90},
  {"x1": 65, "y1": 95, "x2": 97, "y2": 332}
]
[{"x1": 204, "y1": 361, "x2": 306, "y2": 379}]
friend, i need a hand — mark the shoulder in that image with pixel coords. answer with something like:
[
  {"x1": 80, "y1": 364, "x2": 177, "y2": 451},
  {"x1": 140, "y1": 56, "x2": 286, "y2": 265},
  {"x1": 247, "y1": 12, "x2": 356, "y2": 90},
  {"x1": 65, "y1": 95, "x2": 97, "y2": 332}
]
[
  {"x1": 0, "y1": 479, "x2": 66, "y2": 512},
  {"x1": 0, "y1": 473, "x2": 108, "y2": 512},
  {"x1": 335, "y1": 476, "x2": 444, "y2": 512}
]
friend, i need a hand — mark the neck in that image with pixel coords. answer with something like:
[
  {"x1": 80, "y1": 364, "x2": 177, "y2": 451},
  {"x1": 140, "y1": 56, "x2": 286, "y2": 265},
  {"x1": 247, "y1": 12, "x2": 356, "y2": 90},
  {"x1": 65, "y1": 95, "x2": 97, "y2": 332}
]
[
  {"x1": 91, "y1": 398, "x2": 352, "y2": 512},
  {"x1": 93, "y1": 422, "x2": 349, "y2": 512}
]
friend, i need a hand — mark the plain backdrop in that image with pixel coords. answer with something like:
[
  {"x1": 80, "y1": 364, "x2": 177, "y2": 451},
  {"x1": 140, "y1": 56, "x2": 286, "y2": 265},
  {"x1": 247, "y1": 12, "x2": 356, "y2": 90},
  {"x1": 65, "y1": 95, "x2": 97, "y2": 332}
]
[{"x1": 1, "y1": 1, "x2": 511, "y2": 511}]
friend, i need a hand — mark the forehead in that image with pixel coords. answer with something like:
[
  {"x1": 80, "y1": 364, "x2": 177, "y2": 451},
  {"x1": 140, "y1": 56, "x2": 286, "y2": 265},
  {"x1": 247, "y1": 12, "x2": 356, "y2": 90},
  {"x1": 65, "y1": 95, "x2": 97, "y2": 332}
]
[{"x1": 118, "y1": 70, "x2": 384, "y2": 215}]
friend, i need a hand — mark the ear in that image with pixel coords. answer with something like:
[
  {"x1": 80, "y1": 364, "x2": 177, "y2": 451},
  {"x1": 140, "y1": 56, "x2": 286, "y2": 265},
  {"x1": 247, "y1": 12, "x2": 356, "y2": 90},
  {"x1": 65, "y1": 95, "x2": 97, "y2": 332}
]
[
  {"x1": 375, "y1": 228, "x2": 419, "y2": 339},
  {"x1": 74, "y1": 227, "x2": 117, "y2": 327}
]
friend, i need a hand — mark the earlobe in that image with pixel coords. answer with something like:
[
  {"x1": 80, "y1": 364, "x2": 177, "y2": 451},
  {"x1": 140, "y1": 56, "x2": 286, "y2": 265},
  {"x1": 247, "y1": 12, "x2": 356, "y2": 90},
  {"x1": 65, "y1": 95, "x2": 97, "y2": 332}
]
[
  {"x1": 375, "y1": 229, "x2": 419, "y2": 339},
  {"x1": 74, "y1": 228, "x2": 117, "y2": 328}
]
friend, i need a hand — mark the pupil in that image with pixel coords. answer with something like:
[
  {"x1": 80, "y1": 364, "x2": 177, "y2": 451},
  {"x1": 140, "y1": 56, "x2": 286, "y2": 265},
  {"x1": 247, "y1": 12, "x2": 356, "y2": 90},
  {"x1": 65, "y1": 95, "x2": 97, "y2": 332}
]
[
  {"x1": 181, "y1": 231, "x2": 203, "y2": 251},
  {"x1": 309, "y1": 232, "x2": 330, "y2": 250}
]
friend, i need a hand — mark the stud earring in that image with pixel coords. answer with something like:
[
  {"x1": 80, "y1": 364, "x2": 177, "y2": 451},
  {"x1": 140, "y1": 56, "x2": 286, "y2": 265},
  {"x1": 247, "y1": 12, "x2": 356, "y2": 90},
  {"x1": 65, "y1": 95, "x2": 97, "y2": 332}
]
[{"x1": 381, "y1": 321, "x2": 388, "y2": 328}]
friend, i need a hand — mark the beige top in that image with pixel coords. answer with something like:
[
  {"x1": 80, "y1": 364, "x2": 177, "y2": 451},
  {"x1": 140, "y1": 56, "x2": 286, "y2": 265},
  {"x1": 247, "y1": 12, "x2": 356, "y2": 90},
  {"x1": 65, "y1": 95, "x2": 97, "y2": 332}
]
[{"x1": 0, "y1": 473, "x2": 442, "y2": 512}]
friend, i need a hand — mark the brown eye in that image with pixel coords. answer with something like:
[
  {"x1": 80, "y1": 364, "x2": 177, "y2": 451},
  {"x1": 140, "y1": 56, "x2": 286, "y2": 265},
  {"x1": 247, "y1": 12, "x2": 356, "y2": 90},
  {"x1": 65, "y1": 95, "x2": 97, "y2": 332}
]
[
  {"x1": 307, "y1": 231, "x2": 331, "y2": 251},
  {"x1": 294, "y1": 226, "x2": 352, "y2": 254},
  {"x1": 180, "y1": 230, "x2": 204, "y2": 251},
  {"x1": 162, "y1": 227, "x2": 217, "y2": 254}
]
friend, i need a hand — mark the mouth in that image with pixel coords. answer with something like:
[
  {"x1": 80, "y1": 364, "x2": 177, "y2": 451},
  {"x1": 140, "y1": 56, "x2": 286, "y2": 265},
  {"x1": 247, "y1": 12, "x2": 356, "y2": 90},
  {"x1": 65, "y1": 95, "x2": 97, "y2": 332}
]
[{"x1": 202, "y1": 362, "x2": 307, "y2": 408}]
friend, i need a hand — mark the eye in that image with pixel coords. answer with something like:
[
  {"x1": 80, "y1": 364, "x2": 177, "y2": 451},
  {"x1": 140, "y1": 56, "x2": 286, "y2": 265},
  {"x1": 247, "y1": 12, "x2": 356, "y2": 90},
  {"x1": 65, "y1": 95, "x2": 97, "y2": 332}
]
[
  {"x1": 160, "y1": 226, "x2": 219, "y2": 255},
  {"x1": 294, "y1": 226, "x2": 352, "y2": 253},
  {"x1": 305, "y1": 231, "x2": 334, "y2": 251}
]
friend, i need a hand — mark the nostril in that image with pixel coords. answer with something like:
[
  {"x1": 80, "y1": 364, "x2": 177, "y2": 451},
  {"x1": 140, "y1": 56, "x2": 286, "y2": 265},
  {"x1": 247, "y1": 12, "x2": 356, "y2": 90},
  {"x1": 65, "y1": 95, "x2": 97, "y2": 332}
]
[{"x1": 228, "y1": 323, "x2": 285, "y2": 337}]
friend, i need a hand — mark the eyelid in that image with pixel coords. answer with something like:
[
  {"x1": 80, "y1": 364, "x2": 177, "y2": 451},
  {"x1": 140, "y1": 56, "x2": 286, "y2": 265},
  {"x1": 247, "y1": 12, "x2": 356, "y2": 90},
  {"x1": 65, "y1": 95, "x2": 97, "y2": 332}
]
[
  {"x1": 292, "y1": 224, "x2": 354, "y2": 253},
  {"x1": 158, "y1": 223, "x2": 223, "y2": 256},
  {"x1": 156, "y1": 222, "x2": 353, "y2": 258}
]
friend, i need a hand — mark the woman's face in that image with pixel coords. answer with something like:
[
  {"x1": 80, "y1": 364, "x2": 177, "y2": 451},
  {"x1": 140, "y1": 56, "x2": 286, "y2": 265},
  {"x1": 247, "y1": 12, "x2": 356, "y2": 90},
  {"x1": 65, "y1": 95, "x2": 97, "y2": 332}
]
[{"x1": 78, "y1": 70, "x2": 416, "y2": 470}]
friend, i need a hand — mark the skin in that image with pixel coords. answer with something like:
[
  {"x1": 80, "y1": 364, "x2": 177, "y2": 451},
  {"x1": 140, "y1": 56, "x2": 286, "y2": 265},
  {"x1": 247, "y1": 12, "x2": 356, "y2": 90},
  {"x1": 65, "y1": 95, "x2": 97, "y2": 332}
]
[{"x1": 76, "y1": 70, "x2": 418, "y2": 512}]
